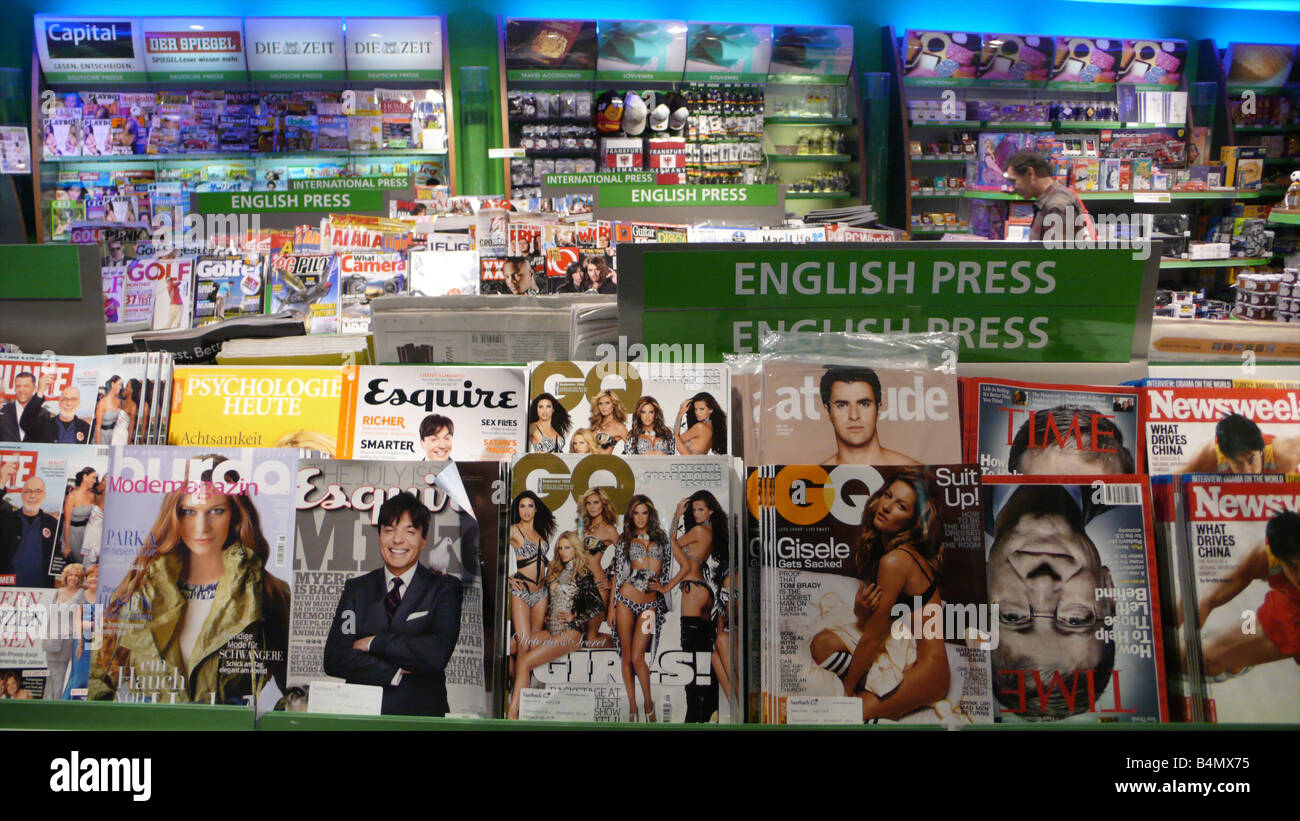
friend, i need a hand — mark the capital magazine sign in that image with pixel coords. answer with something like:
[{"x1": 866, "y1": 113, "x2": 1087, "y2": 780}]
[{"x1": 36, "y1": 15, "x2": 148, "y2": 83}]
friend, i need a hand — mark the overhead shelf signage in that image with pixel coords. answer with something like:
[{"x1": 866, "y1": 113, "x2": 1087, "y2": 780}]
[
  {"x1": 768, "y1": 26, "x2": 854, "y2": 84},
  {"x1": 1049, "y1": 36, "x2": 1121, "y2": 90},
  {"x1": 141, "y1": 17, "x2": 248, "y2": 83},
  {"x1": 244, "y1": 17, "x2": 346, "y2": 82},
  {"x1": 975, "y1": 33, "x2": 1053, "y2": 88},
  {"x1": 345, "y1": 17, "x2": 445, "y2": 82},
  {"x1": 36, "y1": 15, "x2": 148, "y2": 84},
  {"x1": 683, "y1": 22, "x2": 773, "y2": 82},
  {"x1": 903, "y1": 30, "x2": 982, "y2": 87},
  {"x1": 505, "y1": 19, "x2": 598, "y2": 82},
  {"x1": 597, "y1": 20, "x2": 687, "y2": 82}
]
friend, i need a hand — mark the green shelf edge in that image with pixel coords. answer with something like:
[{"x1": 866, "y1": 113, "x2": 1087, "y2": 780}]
[
  {"x1": 1159, "y1": 257, "x2": 1271, "y2": 269},
  {"x1": 42, "y1": 149, "x2": 448, "y2": 165},
  {"x1": 909, "y1": 156, "x2": 968, "y2": 163},
  {"x1": 1263, "y1": 158, "x2": 1300, "y2": 165},
  {"x1": 1268, "y1": 211, "x2": 1300, "y2": 225},
  {"x1": 787, "y1": 192, "x2": 854, "y2": 200},
  {"x1": 0, "y1": 700, "x2": 253, "y2": 730},
  {"x1": 768, "y1": 154, "x2": 854, "y2": 163},
  {"x1": 765, "y1": 117, "x2": 856, "y2": 125},
  {"x1": 1234, "y1": 124, "x2": 1300, "y2": 132}
]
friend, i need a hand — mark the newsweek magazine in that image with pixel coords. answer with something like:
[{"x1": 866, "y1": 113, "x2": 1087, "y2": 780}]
[
  {"x1": 167, "y1": 366, "x2": 344, "y2": 457},
  {"x1": 526, "y1": 361, "x2": 730, "y2": 456},
  {"x1": 1141, "y1": 385, "x2": 1300, "y2": 475},
  {"x1": 193, "y1": 255, "x2": 267, "y2": 326},
  {"x1": 965, "y1": 378, "x2": 1142, "y2": 475},
  {"x1": 1150, "y1": 474, "x2": 1198, "y2": 721},
  {"x1": 337, "y1": 365, "x2": 526, "y2": 462},
  {"x1": 90, "y1": 446, "x2": 298, "y2": 707},
  {"x1": 287, "y1": 458, "x2": 499, "y2": 718},
  {"x1": 758, "y1": 361, "x2": 962, "y2": 467},
  {"x1": 1179, "y1": 474, "x2": 1300, "y2": 723},
  {"x1": 505, "y1": 453, "x2": 736, "y2": 723},
  {"x1": 983, "y1": 475, "x2": 1168, "y2": 722},
  {"x1": 0, "y1": 353, "x2": 150, "y2": 446},
  {"x1": 270, "y1": 252, "x2": 341, "y2": 335},
  {"x1": 759, "y1": 463, "x2": 992, "y2": 725},
  {"x1": 337, "y1": 252, "x2": 407, "y2": 335}
]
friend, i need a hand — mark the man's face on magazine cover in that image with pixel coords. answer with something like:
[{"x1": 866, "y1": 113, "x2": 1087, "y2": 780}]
[
  {"x1": 380, "y1": 512, "x2": 426, "y2": 575},
  {"x1": 825, "y1": 380, "x2": 880, "y2": 449}
]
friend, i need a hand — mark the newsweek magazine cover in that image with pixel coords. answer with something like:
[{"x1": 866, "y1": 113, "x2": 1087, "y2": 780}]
[
  {"x1": 525, "y1": 361, "x2": 730, "y2": 456},
  {"x1": 1141, "y1": 385, "x2": 1300, "y2": 475},
  {"x1": 965, "y1": 378, "x2": 1142, "y2": 475},
  {"x1": 193, "y1": 255, "x2": 267, "y2": 326},
  {"x1": 759, "y1": 361, "x2": 962, "y2": 466},
  {"x1": 90, "y1": 446, "x2": 299, "y2": 707},
  {"x1": 505, "y1": 453, "x2": 736, "y2": 723},
  {"x1": 338, "y1": 365, "x2": 526, "y2": 462},
  {"x1": 270, "y1": 252, "x2": 340, "y2": 335},
  {"x1": 287, "y1": 458, "x2": 499, "y2": 718},
  {"x1": 0, "y1": 353, "x2": 149, "y2": 446},
  {"x1": 1150, "y1": 474, "x2": 1198, "y2": 721},
  {"x1": 759, "y1": 463, "x2": 992, "y2": 725},
  {"x1": 337, "y1": 252, "x2": 407, "y2": 335},
  {"x1": 983, "y1": 475, "x2": 1168, "y2": 722},
  {"x1": 1179, "y1": 474, "x2": 1300, "y2": 723},
  {"x1": 167, "y1": 366, "x2": 344, "y2": 457}
]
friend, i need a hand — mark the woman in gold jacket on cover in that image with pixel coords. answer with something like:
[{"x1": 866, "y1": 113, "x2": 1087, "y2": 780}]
[{"x1": 90, "y1": 467, "x2": 289, "y2": 706}]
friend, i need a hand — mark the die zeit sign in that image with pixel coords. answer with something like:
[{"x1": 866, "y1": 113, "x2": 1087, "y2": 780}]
[{"x1": 617, "y1": 242, "x2": 1158, "y2": 364}]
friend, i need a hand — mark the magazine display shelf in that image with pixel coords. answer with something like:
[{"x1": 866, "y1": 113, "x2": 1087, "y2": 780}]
[{"x1": 0, "y1": 699, "x2": 252, "y2": 730}]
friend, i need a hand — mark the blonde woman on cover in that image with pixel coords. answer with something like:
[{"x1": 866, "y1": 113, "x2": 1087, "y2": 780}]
[
  {"x1": 579, "y1": 488, "x2": 619, "y2": 648},
  {"x1": 607, "y1": 495, "x2": 672, "y2": 722},
  {"x1": 588, "y1": 390, "x2": 629, "y2": 454},
  {"x1": 569, "y1": 428, "x2": 600, "y2": 454},
  {"x1": 506, "y1": 532, "x2": 604, "y2": 719},
  {"x1": 274, "y1": 429, "x2": 338, "y2": 457},
  {"x1": 43, "y1": 563, "x2": 86, "y2": 700}
]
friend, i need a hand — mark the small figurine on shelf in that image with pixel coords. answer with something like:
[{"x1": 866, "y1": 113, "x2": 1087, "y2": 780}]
[{"x1": 1285, "y1": 169, "x2": 1300, "y2": 209}]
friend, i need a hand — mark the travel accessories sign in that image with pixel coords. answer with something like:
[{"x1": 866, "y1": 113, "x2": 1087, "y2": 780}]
[{"x1": 37, "y1": 16, "x2": 148, "y2": 83}]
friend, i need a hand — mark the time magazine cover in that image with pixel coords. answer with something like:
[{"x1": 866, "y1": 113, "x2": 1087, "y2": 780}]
[
  {"x1": 758, "y1": 361, "x2": 961, "y2": 467},
  {"x1": 1, "y1": 353, "x2": 150, "y2": 447},
  {"x1": 167, "y1": 365, "x2": 344, "y2": 456},
  {"x1": 91, "y1": 446, "x2": 299, "y2": 707},
  {"x1": 1179, "y1": 474, "x2": 1300, "y2": 723},
  {"x1": 525, "y1": 361, "x2": 730, "y2": 456},
  {"x1": 337, "y1": 365, "x2": 526, "y2": 462},
  {"x1": 1141, "y1": 385, "x2": 1300, "y2": 475},
  {"x1": 505, "y1": 453, "x2": 736, "y2": 723},
  {"x1": 759, "y1": 463, "x2": 993, "y2": 725},
  {"x1": 287, "y1": 458, "x2": 499, "y2": 718},
  {"x1": 965, "y1": 377, "x2": 1142, "y2": 475},
  {"x1": 983, "y1": 475, "x2": 1168, "y2": 722}
]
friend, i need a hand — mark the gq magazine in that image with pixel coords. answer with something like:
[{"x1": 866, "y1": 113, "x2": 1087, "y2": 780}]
[
  {"x1": 964, "y1": 377, "x2": 1142, "y2": 474},
  {"x1": 1141, "y1": 383, "x2": 1300, "y2": 475},
  {"x1": 505, "y1": 453, "x2": 736, "y2": 723},
  {"x1": 91, "y1": 446, "x2": 299, "y2": 708},
  {"x1": 526, "y1": 361, "x2": 730, "y2": 456},
  {"x1": 287, "y1": 458, "x2": 499, "y2": 719},
  {"x1": 1178, "y1": 473, "x2": 1300, "y2": 723},
  {"x1": 337, "y1": 365, "x2": 527, "y2": 462},
  {"x1": 0, "y1": 444, "x2": 110, "y2": 701},
  {"x1": 983, "y1": 475, "x2": 1168, "y2": 722},
  {"x1": 759, "y1": 463, "x2": 993, "y2": 725}
]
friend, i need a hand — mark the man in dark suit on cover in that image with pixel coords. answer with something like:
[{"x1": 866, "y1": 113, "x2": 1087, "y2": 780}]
[
  {"x1": 0, "y1": 372, "x2": 57, "y2": 444},
  {"x1": 324, "y1": 491, "x2": 463, "y2": 716},
  {"x1": 0, "y1": 463, "x2": 58, "y2": 588}
]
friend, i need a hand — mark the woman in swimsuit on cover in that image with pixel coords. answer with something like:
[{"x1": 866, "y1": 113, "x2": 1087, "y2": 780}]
[
  {"x1": 587, "y1": 390, "x2": 629, "y2": 455},
  {"x1": 624, "y1": 396, "x2": 676, "y2": 455},
  {"x1": 652, "y1": 489, "x2": 728, "y2": 722},
  {"x1": 579, "y1": 487, "x2": 620, "y2": 648},
  {"x1": 674, "y1": 392, "x2": 728, "y2": 455},
  {"x1": 569, "y1": 428, "x2": 599, "y2": 454},
  {"x1": 808, "y1": 468, "x2": 951, "y2": 722},
  {"x1": 527, "y1": 393, "x2": 570, "y2": 454},
  {"x1": 607, "y1": 494, "x2": 672, "y2": 721},
  {"x1": 508, "y1": 491, "x2": 557, "y2": 654},
  {"x1": 506, "y1": 531, "x2": 605, "y2": 719}
]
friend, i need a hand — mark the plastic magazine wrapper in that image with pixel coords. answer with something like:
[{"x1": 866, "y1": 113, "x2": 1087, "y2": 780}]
[{"x1": 757, "y1": 330, "x2": 960, "y2": 372}]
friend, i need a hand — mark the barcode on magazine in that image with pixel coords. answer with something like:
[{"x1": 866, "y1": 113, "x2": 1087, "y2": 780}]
[
  {"x1": 1095, "y1": 482, "x2": 1142, "y2": 506},
  {"x1": 275, "y1": 534, "x2": 287, "y2": 567},
  {"x1": 473, "y1": 333, "x2": 504, "y2": 344}
]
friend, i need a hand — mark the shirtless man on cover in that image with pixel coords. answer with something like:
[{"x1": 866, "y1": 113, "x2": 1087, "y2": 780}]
[{"x1": 819, "y1": 367, "x2": 919, "y2": 466}]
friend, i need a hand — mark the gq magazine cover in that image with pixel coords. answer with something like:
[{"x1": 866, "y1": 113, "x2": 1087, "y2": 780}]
[
  {"x1": 1140, "y1": 384, "x2": 1300, "y2": 475},
  {"x1": 982, "y1": 475, "x2": 1168, "y2": 722},
  {"x1": 0, "y1": 445, "x2": 109, "y2": 701},
  {"x1": 91, "y1": 446, "x2": 299, "y2": 709},
  {"x1": 505, "y1": 453, "x2": 735, "y2": 723},
  {"x1": 525, "y1": 361, "x2": 730, "y2": 456},
  {"x1": 337, "y1": 365, "x2": 527, "y2": 462},
  {"x1": 286, "y1": 458, "x2": 499, "y2": 719},
  {"x1": 0, "y1": 352, "x2": 150, "y2": 446},
  {"x1": 1179, "y1": 474, "x2": 1300, "y2": 723},
  {"x1": 758, "y1": 361, "x2": 961, "y2": 466},
  {"x1": 759, "y1": 463, "x2": 993, "y2": 725},
  {"x1": 965, "y1": 377, "x2": 1142, "y2": 475}
]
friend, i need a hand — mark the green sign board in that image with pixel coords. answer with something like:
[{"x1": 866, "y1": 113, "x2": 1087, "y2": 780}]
[
  {"x1": 0, "y1": 245, "x2": 81, "y2": 299},
  {"x1": 506, "y1": 69, "x2": 594, "y2": 81},
  {"x1": 543, "y1": 172, "x2": 655, "y2": 186},
  {"x1": 288, "y1": 175, "x2": 409, "y2": 191},
  {"x1": 194, "y1": 189, "x2": 383, "y2": 214},
  {"x1": 598, "y1": 184, "x2": 778, "y2": 208},
  {"x1": 619, "y1": 244, "x2": 1157, "y2": 363}
]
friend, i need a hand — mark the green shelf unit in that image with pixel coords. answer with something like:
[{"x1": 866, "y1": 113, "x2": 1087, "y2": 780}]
[
  {"x1": 983, "y1": 121, "x2": 1053, "y2": 131},
  {"x1": 1159, "y1": 257, "x2": 1271, "y2": 269},
  {"x1": 786, "y1": 191, "x2": 854, "y2": 200},
  {"x1": 1055, "y1": 120, "x2": 1124, "y2": 130},
  {"x1": 910, "y1": 229, "x2": 970, "y2": 236},
  {"x1": 0, "y1": 699, "x2": 253, "y2": 730},
  {"x1": 909, "y1": 156, "x2": 968, "y2": 163},
  {"x1": 907, "y1": 120, "x2": 981, "y2": 128},
  {"x1": 1234, "y1": 124, "x2": 1300, "y2": 132},
  {"x1": 767, "y1": 154, "x2": 853, "y2": 163},
  {"x1": 764, "y1": 117, "x2": 855, "y2": 126},
  {"x1": 911, "y1": 192, "x2": 965, "y2": 199},
  {"x1": 962, "y1": 190, "x2": 1024, "y2": 201},
  {"x1": 1268, "y1": 210, "x2": 1300, "y2": 226},
  {"x1": 1263, "y1": 158, "x2": 1300, "y2": 165}
]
